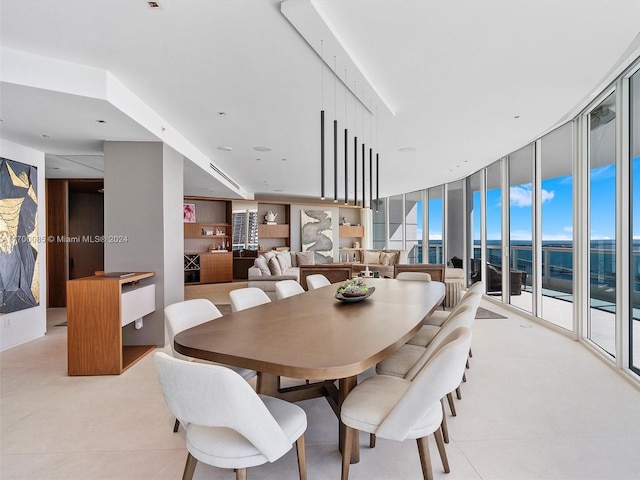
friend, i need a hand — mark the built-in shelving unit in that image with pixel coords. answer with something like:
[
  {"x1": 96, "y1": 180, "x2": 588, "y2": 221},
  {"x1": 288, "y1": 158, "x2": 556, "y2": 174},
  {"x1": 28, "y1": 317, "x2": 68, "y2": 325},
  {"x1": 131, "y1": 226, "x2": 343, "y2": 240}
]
[{"x1": 183, "y1": 198, "x2": 233, "y2": 284}]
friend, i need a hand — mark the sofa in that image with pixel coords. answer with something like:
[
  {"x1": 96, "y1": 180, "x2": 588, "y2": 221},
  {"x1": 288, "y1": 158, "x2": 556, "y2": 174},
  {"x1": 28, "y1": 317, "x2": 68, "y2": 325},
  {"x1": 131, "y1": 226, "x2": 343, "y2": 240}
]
[
  {"x1": 351, "y1": 249, "x2": 409, "y2": 278},
  {"x1": 247, "y1": 250, "x2": 315, "y2": 300}
]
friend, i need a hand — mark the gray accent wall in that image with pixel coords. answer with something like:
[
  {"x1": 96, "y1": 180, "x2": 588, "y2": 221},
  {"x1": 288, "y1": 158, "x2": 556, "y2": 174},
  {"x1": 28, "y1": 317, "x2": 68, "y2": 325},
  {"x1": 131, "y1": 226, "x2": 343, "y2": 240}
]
[{"x1": 103, "y1": 141, "x2": 183, "y2": 347}]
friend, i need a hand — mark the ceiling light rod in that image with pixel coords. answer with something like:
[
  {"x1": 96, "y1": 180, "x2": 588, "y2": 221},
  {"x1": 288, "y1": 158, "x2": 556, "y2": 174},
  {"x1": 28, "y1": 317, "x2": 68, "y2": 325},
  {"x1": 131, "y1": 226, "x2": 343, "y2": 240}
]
[
  {"x1": 344, "y1": 68, "x2": 349, "y2": 205},
  {"x1": 334, "y1": 56, "x2": 338, "y2": 203},
  {"x1": 320, "y1": 40, "x2": 325, "y2": 200},
  {"x1": 354, "y1": 80, "x2": 358, "y2": 207}
]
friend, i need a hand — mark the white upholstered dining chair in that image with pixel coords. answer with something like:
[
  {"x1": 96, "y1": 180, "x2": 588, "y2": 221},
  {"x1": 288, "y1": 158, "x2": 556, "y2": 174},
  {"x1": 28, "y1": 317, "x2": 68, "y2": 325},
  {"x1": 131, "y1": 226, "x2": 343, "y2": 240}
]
[
  {"x1": 275, "y1": 279, "x2": 305, "y2": 299},
  {"x1": 396, "y1": 271, "x2": 432, "y2": 282},
  {"x1": 154, "y1": 352, "x2": 308, "y2": 480},
  {"x1": 164, "y1": 299, "x2": 257, "y2": 432},
  {"x1": 230, "y1": 287, "x2": 271, "y2": 312},
  {"x1": 340, "y1": 327, "x2": 472, "y2": 480},
  {"x1": 305, "y1": 274, "x2": 331, "y2": 290}
]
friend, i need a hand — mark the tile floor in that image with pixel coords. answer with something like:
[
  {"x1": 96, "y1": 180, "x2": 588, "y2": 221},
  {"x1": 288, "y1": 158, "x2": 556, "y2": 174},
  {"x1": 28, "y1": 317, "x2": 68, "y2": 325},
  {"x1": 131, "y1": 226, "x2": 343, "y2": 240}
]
[{"x1": 2, "y1": 298, "x2": 640, "y2": 479}]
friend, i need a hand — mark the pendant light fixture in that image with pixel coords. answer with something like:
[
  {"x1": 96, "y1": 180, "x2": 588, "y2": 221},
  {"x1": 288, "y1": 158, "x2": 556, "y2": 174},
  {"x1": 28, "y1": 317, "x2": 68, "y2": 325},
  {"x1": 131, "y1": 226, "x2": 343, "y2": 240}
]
[
  {"x1": 361, "y1": 91, "x2": 365, "y2": 208},
  {"x1": 369, "y1": 100, "x2": 373, "y2": 209},
  {"x1": 344, "y1": 69, "x2": 348, "y2": 205},
  {"x1": 376, "y1": 106, "x2": 380, "y2": 212},
  {"x1": 353, "y1": 80, "x2": 358, "y2": 207},
  {"x1": 333, "y1": 57, "x2": 338, "y2": 203},
  {"x1": 320, "y1": 40, "x2": 325, "y2": 200}
]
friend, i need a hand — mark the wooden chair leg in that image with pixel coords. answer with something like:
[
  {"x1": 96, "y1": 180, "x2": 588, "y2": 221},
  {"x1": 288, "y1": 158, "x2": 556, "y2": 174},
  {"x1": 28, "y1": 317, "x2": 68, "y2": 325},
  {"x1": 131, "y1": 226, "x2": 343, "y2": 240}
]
[
  {"x1": 173, "y1": 418, "x2": 180, "y2": 433},
  {"x1": 446, "y1": 392, "x2": 457, "y2": 416},
  {"x1": 182, "y1": 452, "x2": 197, "y2": 480},
  {"x1": 369, "y1": 433, "x2": 376, "y2": 448},
  {"x1": 341, "y1": 426, "x2": 354, "y2": 480},
  {"x1": 416, "y1": 436, "x2": 434, "y2": 480},
  {"x1": 456, "y1": 385, "x2": 462, "y2": 400},
  {"x1": 235, "y1": 467, "x2": 247, "y2": 480},
  {"x1": 440, "y1": 399, "x2": 449, "y2": 444},
  {"x1": 433, "y1": 428, "x2": 450, "y2": 473},
  {"x1": 296, "y1": 434, "x2": 307, "y2": 480}
]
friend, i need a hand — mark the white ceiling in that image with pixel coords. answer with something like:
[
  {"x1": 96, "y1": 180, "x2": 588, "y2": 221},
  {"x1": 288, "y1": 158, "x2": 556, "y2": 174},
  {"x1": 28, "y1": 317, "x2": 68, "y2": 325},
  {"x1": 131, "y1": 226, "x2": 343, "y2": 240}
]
[{"x1": 1, "y1": 0, "x2": 639, "y2": 201}]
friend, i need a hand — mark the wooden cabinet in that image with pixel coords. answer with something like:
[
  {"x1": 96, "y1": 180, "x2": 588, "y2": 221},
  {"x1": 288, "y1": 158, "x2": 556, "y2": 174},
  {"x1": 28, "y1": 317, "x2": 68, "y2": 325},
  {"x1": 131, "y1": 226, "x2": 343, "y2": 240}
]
[
  {"x1": 200, "y1": 252, "x2": 232, "y2": 283},
  {"x1": 258, "y1": 224, "x2": 290, "y2": 238},
  {"x1": 339, "y1": 225, "x2": 364, "y2": 238},
  {"x1": 67, "y1": 272, "x2": 156, "y2": 375}
]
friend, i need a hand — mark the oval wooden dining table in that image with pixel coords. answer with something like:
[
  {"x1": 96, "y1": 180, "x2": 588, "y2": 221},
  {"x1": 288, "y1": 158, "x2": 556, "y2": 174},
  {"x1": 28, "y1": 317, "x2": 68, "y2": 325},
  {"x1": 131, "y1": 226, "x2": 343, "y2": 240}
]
[{"x1": 174, "y1": 277, "x2": 445, "y2": 463}]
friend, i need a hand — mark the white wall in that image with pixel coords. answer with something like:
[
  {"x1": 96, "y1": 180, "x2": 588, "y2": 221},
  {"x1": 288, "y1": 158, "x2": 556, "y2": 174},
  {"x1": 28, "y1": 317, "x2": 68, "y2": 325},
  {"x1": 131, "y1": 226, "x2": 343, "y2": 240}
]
[{"x1": 0, "y1": 139, "x2": 46, "y2": 351}]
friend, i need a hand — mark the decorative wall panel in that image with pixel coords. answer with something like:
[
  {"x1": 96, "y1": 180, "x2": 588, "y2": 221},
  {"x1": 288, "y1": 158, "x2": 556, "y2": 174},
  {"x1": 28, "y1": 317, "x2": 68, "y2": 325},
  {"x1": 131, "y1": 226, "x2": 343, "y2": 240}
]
[
  {"x1": 301, "y1": 210, "x2": 333, "y2": 264},
  {"x1": 0, "y1": 158, "x2": 39, "y2": 313}
]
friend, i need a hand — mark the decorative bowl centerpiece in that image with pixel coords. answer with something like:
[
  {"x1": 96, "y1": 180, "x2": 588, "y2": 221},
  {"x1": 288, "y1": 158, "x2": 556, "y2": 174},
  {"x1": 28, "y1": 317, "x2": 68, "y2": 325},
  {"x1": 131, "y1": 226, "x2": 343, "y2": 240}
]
[{"x1": 335, "y1": 278, "x2": 375, "y2": 303}]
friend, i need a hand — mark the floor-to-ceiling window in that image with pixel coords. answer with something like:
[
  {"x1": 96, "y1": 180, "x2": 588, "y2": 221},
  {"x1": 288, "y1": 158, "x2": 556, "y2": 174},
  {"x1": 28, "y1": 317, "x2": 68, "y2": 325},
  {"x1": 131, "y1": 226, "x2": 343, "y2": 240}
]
[
  {"x1": 372, "y1": 198, "x2": 386, "y2": 250},
  {"x1": 540, "y1": 123, "x2": 574, "y2": 330},
  {"x1": 467, "y1": 170, "x2": 483, "y2": 286},
  {"x1": 428, "y1": 186, "x2": 443, "y2": 263},
  {"x1": 405, "y1": 191, "x2": 422, "y2": 263},
  {"x1": 588, "y1": 92, "x2": 617, "y2": 357},
  {"x1": 630, "y1": 70, "x2": 640, "y2": 373},
  {"x1": 388, "y1": 194, "x2": 403, "y2": 251},
  {"x1": 509, "y1": 145, "x2": 534, "y2": 313},
  {"x1": 446, "y1": 181, "x2": 464, "y2": 267},
  {"x1": 485, "y1": 160, "x2": 503, "y2": 299}
]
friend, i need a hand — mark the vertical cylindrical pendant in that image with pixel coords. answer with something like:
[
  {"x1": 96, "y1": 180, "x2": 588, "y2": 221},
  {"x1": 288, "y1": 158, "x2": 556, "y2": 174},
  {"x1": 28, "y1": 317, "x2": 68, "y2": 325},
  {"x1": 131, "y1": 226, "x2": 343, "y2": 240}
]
[
  {"x1": 321, "y1": 110, "x2": 325, "y2": 199},
  {"x1": 369, "y1": 148, "x2": 373, "y2": 210},
  {"x1": 344, "y1": 129, "x2": 348, "y2": 205},
  {"x1": 354, "y1": 136, "x2": 358, "y2": 207},
  {"x1": 334, "y1": 120, "x2": 338, "y2": 202},
  {"x1": 362, "y1": 143, "x2": 365, "y2": 208},
  {"x1": 376, "y1": 153, "x2": 380, "y2": 211}
]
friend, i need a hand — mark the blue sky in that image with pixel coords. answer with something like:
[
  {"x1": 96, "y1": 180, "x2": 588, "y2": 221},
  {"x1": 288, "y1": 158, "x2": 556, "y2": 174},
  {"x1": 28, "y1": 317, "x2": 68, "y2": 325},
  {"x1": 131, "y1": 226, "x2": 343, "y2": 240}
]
[{"x1": 413, "y1": 157, "x2": 640, "y2": 244}]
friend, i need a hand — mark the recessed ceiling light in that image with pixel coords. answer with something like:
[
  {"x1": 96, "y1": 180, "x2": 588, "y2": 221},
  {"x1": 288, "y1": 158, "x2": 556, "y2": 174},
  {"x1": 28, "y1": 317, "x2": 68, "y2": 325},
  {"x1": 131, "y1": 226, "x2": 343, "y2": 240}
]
[
  {"x1": 96, "y1": 119, "x2": 107, "y2": 124},
  {"x1": 513, "y1": 115, "x2": 520, "y2": 119},
  {"x1": 398, "y1": 147, "x2": 415, "y2": 152},
  {"x1": 218, "y1": 146, "x2": 232, "y2": 152},
  {"x1": 256, "y1": 158, "x2": 261, "y2": 161},
  {"x1": 148, "y1": 1, "x2": 159, "y2": 8},
  {"x1": 253, "y1": 146, "x2": 272, "y2": 152},
  {"x1": 40, "y1": 134, "x2": 50, "y2": 138},
  {"x1": 218, "y1": 112, "x2": 227, "y2": 116},
  {"x1": 274, "y1": 189, "x2": 283, "y2": 192},
  {"x1": 281, "y1": 158, "x2": 287, "y2": 161}
]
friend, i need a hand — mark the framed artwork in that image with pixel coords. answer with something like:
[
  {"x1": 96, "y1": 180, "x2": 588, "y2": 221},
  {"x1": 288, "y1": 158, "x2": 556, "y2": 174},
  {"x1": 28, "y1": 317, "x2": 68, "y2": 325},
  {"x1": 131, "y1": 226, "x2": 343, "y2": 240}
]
[
  {"x1": 301, "y1": 210, "x2": 333, "y2": 263},
  {"x1": 183, "y1": 203, "x2": 196, "y2": 223},
  {"x1": 0, "y1": 157, "x2": 39, "y2": 314}
]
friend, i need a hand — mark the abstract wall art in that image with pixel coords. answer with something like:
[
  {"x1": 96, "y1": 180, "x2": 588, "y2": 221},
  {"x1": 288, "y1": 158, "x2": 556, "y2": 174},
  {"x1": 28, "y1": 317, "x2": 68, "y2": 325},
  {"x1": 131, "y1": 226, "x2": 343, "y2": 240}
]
[
  {"x1": 301, "y1": 210, "x2": 333, "y2": 264},
  {"x1": 0, "y1": 157, "x2": 39, "y2": 314}
]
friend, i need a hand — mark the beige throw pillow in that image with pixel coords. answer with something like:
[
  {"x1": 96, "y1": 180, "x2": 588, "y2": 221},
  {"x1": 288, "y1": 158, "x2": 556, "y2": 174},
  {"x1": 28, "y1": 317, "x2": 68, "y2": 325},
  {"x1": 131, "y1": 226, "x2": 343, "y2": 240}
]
[
  {"x1": 268, "y1": 256, "x2": 283, "y2": 275},
  {"x1": 380, "y1": 251, "x2": 399, "y2": 266},
  {"x1": 363, "y1": 250, "x2": 381, "y2": 265},
  {"x1": 254, "y1": 256, "x2": 271, "y2": 275},
  {"x1": 276, "y1": 252, "x2": 291, "y2": 272},
  {"x1": 296, "y1": 251, "x2": 315, "y2": 265}
]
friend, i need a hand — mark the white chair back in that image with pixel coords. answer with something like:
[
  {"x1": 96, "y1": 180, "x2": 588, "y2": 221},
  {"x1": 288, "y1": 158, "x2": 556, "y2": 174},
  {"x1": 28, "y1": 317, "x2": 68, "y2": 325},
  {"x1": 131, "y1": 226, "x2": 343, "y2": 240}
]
[
  {"x1": 306, "y1": 274, "x2": 331, "y2": 290},
  {"x1": 395, "y1": 272, "x2": 431, "y2": 282},
  {"x1": 154, "y1": 352, "x2": 292, "y2": 462},
  {"x1": 404, "y1": 304, "x2": 476, "y2": 380},
  {"x1": 375, "y1": 327, "x2": 472, "y2": 441},
  {"x1": 275, "y1": 280, "x2": 305, "y2": 299},
  {"x1": 165, "y1": 299, "x2": 222, "y2": 361},
  {"x1": 230, "y1": 287, "x2": 271, "y2": 312}
]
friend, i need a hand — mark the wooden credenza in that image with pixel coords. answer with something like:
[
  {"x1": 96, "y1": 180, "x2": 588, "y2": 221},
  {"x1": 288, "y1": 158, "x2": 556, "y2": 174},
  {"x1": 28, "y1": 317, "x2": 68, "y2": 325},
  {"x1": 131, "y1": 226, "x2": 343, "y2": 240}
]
[{"x1": 67, "y1": 272, "x2": 156, "y2": 376}]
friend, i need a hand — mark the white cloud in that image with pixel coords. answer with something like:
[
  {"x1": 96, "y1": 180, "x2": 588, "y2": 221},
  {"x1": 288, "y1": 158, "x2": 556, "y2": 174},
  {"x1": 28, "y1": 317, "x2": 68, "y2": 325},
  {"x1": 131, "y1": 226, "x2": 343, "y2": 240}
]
[
  {"x1": 563, "y1": 226, "x2": 573, "y2": 233},
  {"x1": 510, "y1": 185, "x2": 555, "y2": 207}
]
